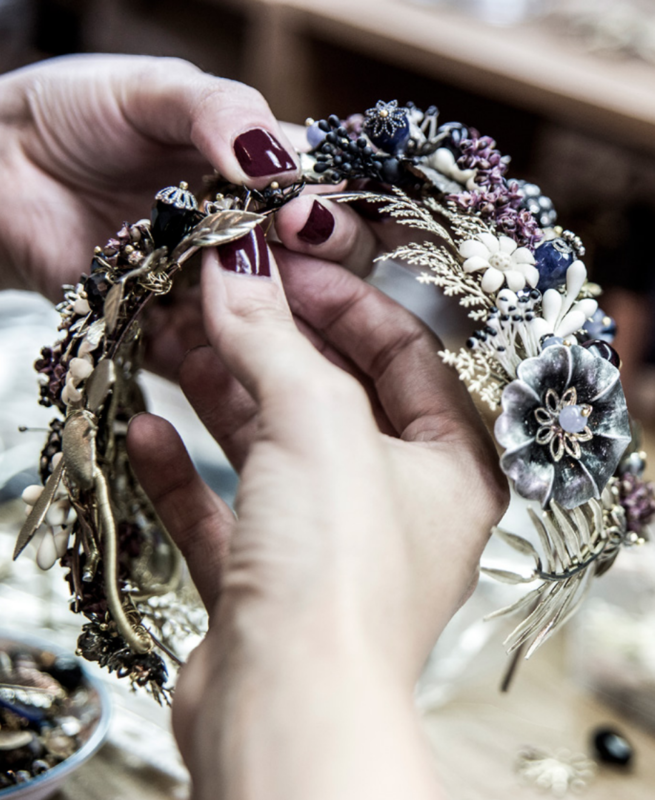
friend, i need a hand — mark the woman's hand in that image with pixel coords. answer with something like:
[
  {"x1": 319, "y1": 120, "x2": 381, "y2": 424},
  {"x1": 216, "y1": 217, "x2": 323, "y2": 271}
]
[
  {"x1": 127, "y1": 235, "x2": 508, "y2": 800},
  {"x1": 0, "y1": 53, "x2": 300, "y2": 375}
]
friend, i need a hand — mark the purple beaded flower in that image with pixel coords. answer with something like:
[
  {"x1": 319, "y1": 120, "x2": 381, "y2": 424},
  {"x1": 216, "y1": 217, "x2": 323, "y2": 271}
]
[{"x1": 495, "y1": 344, "x2": 632, "y2": 509}]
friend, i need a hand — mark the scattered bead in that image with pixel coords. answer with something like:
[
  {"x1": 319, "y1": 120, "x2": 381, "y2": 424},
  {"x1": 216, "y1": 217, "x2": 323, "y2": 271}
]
[{"x1": 592, "y1": 727, "x2": 633, "y2": 767}]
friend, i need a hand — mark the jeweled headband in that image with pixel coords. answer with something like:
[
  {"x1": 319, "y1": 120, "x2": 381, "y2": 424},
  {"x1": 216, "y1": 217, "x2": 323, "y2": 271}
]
[{"x1": 13, "y1": 100, "x2": 654, "y2": 700}]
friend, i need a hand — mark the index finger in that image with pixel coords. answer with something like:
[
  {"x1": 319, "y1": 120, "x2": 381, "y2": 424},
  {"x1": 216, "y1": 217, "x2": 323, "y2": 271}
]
[{"x1": 117, "y1": 56, "x2": 300, "y2": 186}]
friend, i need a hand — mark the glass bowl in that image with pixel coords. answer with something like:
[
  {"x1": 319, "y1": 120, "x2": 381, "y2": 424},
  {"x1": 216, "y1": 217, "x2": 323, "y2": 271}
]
[{"x1": 0, "y1": 630, "x2": 111, "y2": 800}]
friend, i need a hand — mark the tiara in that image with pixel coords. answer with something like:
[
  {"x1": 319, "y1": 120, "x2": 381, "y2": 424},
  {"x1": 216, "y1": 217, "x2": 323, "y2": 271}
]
[{"x1": 13, "y1": 101, "x2": 654, "y2": 700}]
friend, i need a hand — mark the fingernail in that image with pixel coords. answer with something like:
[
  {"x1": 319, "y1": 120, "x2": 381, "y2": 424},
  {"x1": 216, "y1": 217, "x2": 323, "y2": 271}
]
[
  {"x1": 233, "y1": 128, "x2": 296, "y2": 177},
  {"x1": 217, "y1": 225, "x2": 271, "y2": 277},
  {"x1": 297, "y1": 200, "x2": 335, "y2": 245}
]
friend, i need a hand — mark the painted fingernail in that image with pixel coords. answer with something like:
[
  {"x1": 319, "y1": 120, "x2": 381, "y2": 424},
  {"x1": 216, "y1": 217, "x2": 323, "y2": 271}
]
[
  {"x1": 233, "y1": 128, "x2": 296, "y2": 177},
  {"x1": 297, "y1": 200, "x2": 335, "y2": 245},
  {"x1": 217, "y1": 225, "x2": 271, "y2": 277}
]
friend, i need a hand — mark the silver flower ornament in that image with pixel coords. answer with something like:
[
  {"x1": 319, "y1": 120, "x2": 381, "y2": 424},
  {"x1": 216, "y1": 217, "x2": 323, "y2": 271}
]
[{"x1": 495, "y1": 344, "x2": 631, "y2": 508}]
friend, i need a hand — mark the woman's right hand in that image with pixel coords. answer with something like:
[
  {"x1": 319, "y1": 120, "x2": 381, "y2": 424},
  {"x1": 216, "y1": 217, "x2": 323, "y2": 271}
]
[{"x1": 127, "y1": 234, "x2": 508, "y2": 800}]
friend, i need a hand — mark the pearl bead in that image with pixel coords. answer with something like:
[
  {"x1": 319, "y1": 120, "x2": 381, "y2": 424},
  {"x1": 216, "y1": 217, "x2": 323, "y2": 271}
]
[
  {"x1": 306, "y1": 122, "x2": 327, "y2": 149},
  {"x1": 558, "y1": 404, "x2": 589, "y2": 433}
]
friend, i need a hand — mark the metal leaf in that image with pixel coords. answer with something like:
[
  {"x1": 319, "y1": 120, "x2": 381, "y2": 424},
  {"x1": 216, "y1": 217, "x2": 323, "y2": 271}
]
[
  {"x1": 170, "y1": 210, "x2": 265, "y2": 263},
  {"x1": 541, "y1": 510, "x2": 571, "y2": 568},
  {"x1": 525, "y1": 574, "x2": 587, "y2": 658},
  {"x1": 484, "y1": 582, "x2": 548, "y2": 621},
  {"x1": 479, "y1": 567, "x2": 536, "y2": 584},
  {"x1": 13, "y1": 458, "x2": 64, "y2": 559},
  {"x1": 492, "y1": 527, "x2": 542, "y2": 569},
  {"x1": 504, "y1": 580, "x2": 570, "y2": 651},
  {"x1": 527, "y1": 507, "x2": 555, "y2": 573},
  {"x1": 62, "y1": 411, "x2": 97, "y2": 491},
  {"x1": 103, "y1": 282, "x2": 124, "y2": 334},
  {"x1": 85, "y1": 359, "x2": 116, "y2": 415},
  {"x1": 550, "y1": 501, "x2": 582, "y2": 560},
  {"x1": 83, "y1": 318, "x2": 106, "y2": 349}
]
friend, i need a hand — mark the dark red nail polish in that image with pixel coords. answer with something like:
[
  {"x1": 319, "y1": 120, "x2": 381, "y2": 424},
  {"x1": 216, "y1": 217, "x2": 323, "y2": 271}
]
[
  {"x1": 233, "y1": 128, "x2": 295, "y2": 177},
  {"x1": 218, "y1": 225, "x2": 271, "y2": 277},
  {"x1": 297, "y1": 200, "x2": 335, "y2": 245}
]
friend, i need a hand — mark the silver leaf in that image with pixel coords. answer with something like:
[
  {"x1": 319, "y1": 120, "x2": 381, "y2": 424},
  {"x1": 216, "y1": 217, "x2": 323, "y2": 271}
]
[
  {"x1": 492, "y1": 526, "x2": 542, "y2": 569},
  {"x1": 13, "y1": 458, "x2": 64, "y2": 559},
  {"x1": 103, "y1": 282, "x2": 124, "y2": 335},
  {"x1": 480, "y1": 567, "x2": 536, "y2": 585}
]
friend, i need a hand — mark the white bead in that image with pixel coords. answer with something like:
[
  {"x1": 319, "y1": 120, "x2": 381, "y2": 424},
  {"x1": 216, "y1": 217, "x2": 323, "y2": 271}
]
[
  {"x1": 53, "y1": 526, "x2": 71, "y2": 558},
  {"x1": 45, "y1": 498, "x2": 70, "y2": 527},
  {"x1": 36, "y1": 530, "x2": 59, "y2": 571},
  {"x1": 61, "y1": 382, "x2": 83, "y2": 405},
  {"x1": 21, "y1": 484, "x2": 43, "y2": 506},
  {"x1": 72, "y1": 297, "x2": 91, "y2": 316},
  {"x1": 69, "y1": 357, "x2": 94, "y2": 381}
]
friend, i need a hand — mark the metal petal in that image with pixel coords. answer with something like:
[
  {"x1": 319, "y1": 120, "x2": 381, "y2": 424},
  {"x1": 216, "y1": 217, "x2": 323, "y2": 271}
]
[
  {"x1": 564, "y1": 435, "x2": 582, "y2": 460},
  {"x1": 561, "y1": 386, "x2": 577, "y2": 406},
  {"x1": 535, "y1": 426, "x2": 555, "y2": 445},
  {"x1": 550, "y1": 434, "x2": 565, "y2": 462},
  {"x1": 534, "y1": 408, "x2": 554, "y2": 426}
]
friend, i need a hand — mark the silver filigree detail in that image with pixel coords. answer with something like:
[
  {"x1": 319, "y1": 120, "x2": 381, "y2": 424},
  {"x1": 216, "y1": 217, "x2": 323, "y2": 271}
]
[
  {"x1": 155, "y1": 181, "x2": 198, "y2": 210},
  {"x1": 534, "y1": 386, "x2": 593, "y2": 462}
]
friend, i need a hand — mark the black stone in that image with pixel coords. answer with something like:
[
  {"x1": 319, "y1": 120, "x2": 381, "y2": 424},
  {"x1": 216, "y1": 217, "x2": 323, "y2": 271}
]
[
  {"x1": 43, "y1": 654, "x2": 84, "y2": 691},
  {"x1": 592, "y1": 727, "x2": 633, "y2": 767},
  {"x1": 84, "y1": 266, "x2": 111, "y2": 313},
  {"x1": 150, "y1": 200, "x2": 199, "y2": 252},
  {"x1": 581, "y1": 339, "x2": 621, "y2": 369},
  {"x1": 381, "y1": 157, "x2": 401, "y2": 184}
]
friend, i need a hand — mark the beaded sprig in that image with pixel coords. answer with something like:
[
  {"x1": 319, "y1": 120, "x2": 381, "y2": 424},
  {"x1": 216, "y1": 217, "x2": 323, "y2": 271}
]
[{"x1": 13, "y1": 101, "x2": 655, "y2": 700}]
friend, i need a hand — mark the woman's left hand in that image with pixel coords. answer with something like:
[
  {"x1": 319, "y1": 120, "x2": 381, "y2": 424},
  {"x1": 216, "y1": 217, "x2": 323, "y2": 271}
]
[{"x1": 0, "y1": 54, "x2": 301, "y2": 376}]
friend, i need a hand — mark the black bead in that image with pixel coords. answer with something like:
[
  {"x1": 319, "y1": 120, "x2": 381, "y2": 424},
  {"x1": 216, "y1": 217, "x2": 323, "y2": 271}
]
[
  {"x1": 151, "y1": 200, "x2": 200, "y2": 251},
  {"x1": 43, "y1": 654, "x2": 84, "y2": 691},
  {"x1": 381, "y1": 157, "x2": 401, "y2": 183},
  {"x1": 592, "y1": 727, "x2": 633, "y2": 767},
  {"x1": 581, "y1": 339, "x2": 621, "y2": 369}
]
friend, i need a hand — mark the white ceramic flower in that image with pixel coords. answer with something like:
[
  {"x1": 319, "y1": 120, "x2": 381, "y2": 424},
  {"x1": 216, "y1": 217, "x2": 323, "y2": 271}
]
[
  {"x1": 459, "y1": 232, "x2": 539, "y2": 293},
  {"x1": 426, "y1": 147, "x2": 477, "y2": 189}
]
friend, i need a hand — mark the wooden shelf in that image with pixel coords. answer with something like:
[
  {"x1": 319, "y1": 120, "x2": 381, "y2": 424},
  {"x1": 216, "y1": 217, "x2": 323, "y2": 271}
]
[{"x1": 219, "y1": 0, "x2": 655, "y2": 152}]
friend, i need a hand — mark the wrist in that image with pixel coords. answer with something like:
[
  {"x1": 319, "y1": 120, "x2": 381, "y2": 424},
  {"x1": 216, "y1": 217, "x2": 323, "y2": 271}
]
[{"x1": 183, "y1": 626, "x2": 442, "y2": 800}]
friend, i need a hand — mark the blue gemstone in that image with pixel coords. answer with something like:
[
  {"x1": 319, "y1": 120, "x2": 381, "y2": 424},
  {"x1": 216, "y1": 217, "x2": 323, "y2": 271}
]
[
  {"x1": 306, "y1": 122, "x2": 327, "y2": 150},
  {"x1": 583, "y1": 308, "x2": 617, "y2": 343},
  {"x1": 534, "y1": 238, "x2": 575, "y2": 291}
]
